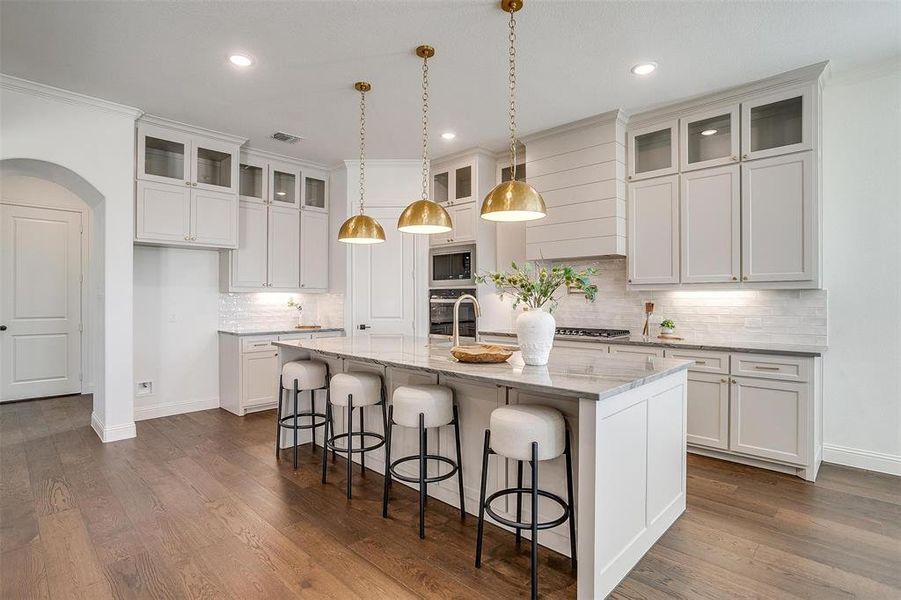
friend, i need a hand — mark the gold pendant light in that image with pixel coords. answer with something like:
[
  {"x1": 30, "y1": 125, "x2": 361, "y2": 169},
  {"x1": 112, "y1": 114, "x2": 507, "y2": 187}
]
[
  {"x1": 338, "y1": 81, "x2": 387, "y2": 244},
  {"x1": 397, "y1": 45, "x2": 453, "y2": 235},
  {"x1": 480, "y1": 0, "x2": 547, "y2": 222}
]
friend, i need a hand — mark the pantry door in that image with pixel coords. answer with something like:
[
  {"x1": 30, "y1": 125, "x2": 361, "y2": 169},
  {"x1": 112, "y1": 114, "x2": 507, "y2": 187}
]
[
  {"x1": 0, "y1": 204, "x2": 83, "y2": 401},
  {"x1": 351, "y1": 206, "x2": 416, "y2": 337}
]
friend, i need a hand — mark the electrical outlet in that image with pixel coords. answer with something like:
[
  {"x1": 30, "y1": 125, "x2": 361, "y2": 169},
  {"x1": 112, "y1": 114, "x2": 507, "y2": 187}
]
[
  {"x1": 136, "y1": 380, "x2": 153, "y2": 396},
  {"x1": 744, "y1": 317, "x2": 763, "y2": 329},
  {"x1": 167, "y1": 313, "x2": 177, "y2": 323}
]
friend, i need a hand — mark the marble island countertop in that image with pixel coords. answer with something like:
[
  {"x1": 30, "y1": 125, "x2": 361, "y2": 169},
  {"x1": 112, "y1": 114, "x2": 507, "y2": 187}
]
[
  {"x1": 274, "y1": 335, "x2": 691, "y2": 401},
  {"x1": 218, "y1": 327, "x2": 344, "y2": 336},
  {"x1": 479, "y1": 330, "x2": 825, "y2": 357}
]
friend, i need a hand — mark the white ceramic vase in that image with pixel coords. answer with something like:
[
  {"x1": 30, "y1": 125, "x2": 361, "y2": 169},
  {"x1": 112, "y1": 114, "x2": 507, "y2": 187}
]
[{"x1": 516, "y1": 308, "x2": 556, "y2": 366}]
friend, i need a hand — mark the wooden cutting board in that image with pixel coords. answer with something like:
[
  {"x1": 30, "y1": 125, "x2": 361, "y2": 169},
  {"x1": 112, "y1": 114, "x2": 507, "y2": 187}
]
[{"x1": 294, "y1": 325, "x2": 322, "y2": 330}]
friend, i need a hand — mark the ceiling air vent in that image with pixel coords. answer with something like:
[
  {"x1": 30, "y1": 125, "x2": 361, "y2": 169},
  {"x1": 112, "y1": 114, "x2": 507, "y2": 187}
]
[{"x1": 271, "y1": 131, "x2": 304, "y2": 144}]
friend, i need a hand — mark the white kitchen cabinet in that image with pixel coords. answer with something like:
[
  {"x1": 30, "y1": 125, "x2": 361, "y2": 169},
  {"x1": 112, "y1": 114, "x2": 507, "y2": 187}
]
[
  {"x1": 627, "y1": 175, "x2": 679, "y2": 285},
  {"x1": 741, "y1": 84, "x2": 814, "y2": 161},
  {"x1": 268, "y1": 205, "x2": 301, "y2": 290},
  {"x1": 680, "y1": 104, "x2": 740, "y2": 172},
  {"x1": 303, "y1": 171, "x2": 328, "y2": 212},
  {"x1": 231, "y1": 201, "x2": 268, "y2": 288},
  {"x1": 135, "y1": 180, "x2": 191, "y2": 244},
  {"x1": 270, "y1": 161, "x2": 301, "y2": 207},
  {"x1": 191, "y1": 188, "x2": 238, "y2": 247},
  {"x1": 239, "y1": 155, "x2": 268, "y2": 204},
  {"x1": 300, "y1": 210, "x2": 329, "y2": 290},
  {"x1": 192, "y1": 137, "x2": 237, "y2": 194},
  {"x1": 429, "y1": 151, "x2": 497, "y2": 254},
  {"x1": 432, "y1": 201, "x2": 476, "y2": 246},
  {"x1": 138, "y1": 121, "x2": 239, "y2": 194},
  {"x1": 685, "y1": 372, "x2": 730, "y2": 450},
  {"x1": 220, "y1": 334, "x2": 280, "y2": 416},
  {"x1": 138, "y1": 125, "x2": 191, "y2": 186},
  {"x1": 741, "y1": 151, "x2": 815, "y2": 283},
  {"x1": 431, "y1": 161, "x2": 474, "y2": 206},
  {"x1": 242, "y1": 351, "x2": 280, "y2": 411},
  {"x1": 680, "y1": 164, "x2": 741, "y2": 283},
  {"x1": 627, "y1": 120, "x2": 678, "y2": 181},
  {"x1": 729, "y1": 376, "x2": 809, "y2": 466}
]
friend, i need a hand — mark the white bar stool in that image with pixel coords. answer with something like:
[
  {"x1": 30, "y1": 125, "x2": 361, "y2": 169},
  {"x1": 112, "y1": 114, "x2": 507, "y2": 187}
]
[
  {"x1": 322, "y1": 372, "x2": 387, "y2": 499},
  {"x1": 382, "y1": 384, "x2": 465, "y2": 539},
  {"x1": 475, "y1": 405, "x2": 576, "y2": 600},
  {"x1": 276, "y1": 360, "x2": 329, "y2": 469}
]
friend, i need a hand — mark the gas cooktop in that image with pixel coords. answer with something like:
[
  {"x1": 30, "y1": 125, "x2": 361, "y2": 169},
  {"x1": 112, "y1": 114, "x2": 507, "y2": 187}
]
[{"x1": 555, "y1": 327, "x2": 631, "y2": 339}]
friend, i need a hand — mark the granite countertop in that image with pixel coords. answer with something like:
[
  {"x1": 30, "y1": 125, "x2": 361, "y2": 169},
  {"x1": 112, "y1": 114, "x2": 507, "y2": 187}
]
[
  {"x1": 274, "y1": 335, "x2": 691, "y2": 402},
  {"x1": 479, "y1": 330, "x2": 825, "y2": 357},
  {"x1": 218, "y1": 327, "x2": 345, "y2": 336}
]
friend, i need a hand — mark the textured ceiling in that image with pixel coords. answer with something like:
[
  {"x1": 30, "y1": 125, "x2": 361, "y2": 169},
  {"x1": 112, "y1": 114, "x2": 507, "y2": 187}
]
[{"x1": 1, "y1": 0, "x2": 898, "y2": 166}]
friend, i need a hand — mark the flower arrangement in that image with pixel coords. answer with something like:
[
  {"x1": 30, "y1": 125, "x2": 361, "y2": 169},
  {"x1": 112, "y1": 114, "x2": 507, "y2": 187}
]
[
  {"x1": 660, "y1": 319, "x2": 675, "y2": 329},
  {"x1": 476, "y1": 261, "x2": 598, "y2": 313}
]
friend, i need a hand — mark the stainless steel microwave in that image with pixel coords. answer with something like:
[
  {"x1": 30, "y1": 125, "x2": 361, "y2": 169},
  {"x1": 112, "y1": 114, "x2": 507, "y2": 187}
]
[{"x1": 429, "y1": 244, "x2": 476, "y2": 288}]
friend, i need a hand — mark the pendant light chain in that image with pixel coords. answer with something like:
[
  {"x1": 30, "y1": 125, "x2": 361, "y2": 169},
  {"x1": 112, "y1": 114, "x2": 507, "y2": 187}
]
[
  {"x1": 421, "y1": 54, "x2": 430, "y2": 201},
  {"x1": 508, "y1": 8, "x2": 518, "y2": 180},
  {"x1": 359, "y1": 86, "x2": 367, "y2": 214}
]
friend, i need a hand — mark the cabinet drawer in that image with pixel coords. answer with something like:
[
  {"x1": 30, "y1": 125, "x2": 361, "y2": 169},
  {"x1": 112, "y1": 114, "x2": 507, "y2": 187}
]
[
  {"x1": 609, "y1": 345, "x2": 665, "y2": 359},
  {"x1": 664, "y1": 349, "x2": 729, "y2": 374},
  {"x1": 242, "y1": 336, "x2": 277, "y2": 353},
  {"x1": 731, "y1": 353, "x2": 809, "y2": 382},
  {"x1": 278, "y1": 332, "x2": 313, "y2": 342}
]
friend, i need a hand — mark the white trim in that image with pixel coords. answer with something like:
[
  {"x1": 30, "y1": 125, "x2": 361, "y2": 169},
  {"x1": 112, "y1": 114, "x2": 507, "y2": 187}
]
[
  {"x1": 90, "y1": 412, "x2": 136, "y2": 443},
  {"x1": 242, "y1": 146, "x2": 329, "y2": 171},
  {"x1": 823, "y1": 444, "x2": 901, "y2": 476},
  {"x1": 134, "y1": 397, "x2": 220, "y2": 421},
  {"x1": 139, "y1": 114, "x2": 247, "y2": 145},
  {"x1": 520, "y1": 109, "x2": 626, "y2": 145},
  {"x1": 0, "y1": 73, "x2": 142, "y2": 119}
]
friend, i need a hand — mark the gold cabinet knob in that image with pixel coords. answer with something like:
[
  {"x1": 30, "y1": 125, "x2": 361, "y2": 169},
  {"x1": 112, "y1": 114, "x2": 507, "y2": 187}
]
[
  {"x1": 192, "y1": 182, "x2": 198, "y2": 187},
  {"x1": 184, "y1": 235, "x2": 190, "y2": 240},
  {"x1": 731, "y1": 155, "x2": 738, "y2": 161},
  {"x1": 185, "y1": 181, "x2": 191, "y2": 186},
  {"x1": 742, "y1": 154, "x2": 749, "y2": 159},
  {"x1": 721, "y1": 378, "x2": 728, "y2": 383},
  {"x1": 627, "y1": 279, "x2": 632, "y2": 283},
  {"x1": 742, "y1": 276, "x2": 748, "y2": 281},
  {"x1": 732, "y1": 276, "x2": 738, "y2": 281},
  {"x1": 627, "y1": 175, "x2": 633, "y2": 180},
  {"x1": 731, "y1": 379, "x2": 737, "y2": 384}
]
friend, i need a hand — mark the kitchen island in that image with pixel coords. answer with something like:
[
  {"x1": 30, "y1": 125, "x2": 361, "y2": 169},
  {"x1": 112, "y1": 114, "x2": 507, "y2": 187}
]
[{"x1": 274, "y1": 335, "x2": 691, "y2": 599}]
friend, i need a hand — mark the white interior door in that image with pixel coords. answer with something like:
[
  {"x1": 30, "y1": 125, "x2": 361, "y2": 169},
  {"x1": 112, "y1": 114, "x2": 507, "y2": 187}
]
[
  {"x1": 352, "y1": 206, "x2": 415, "y2": 336},
  {"x1": 1, "y1": 204, "x2": 82, "y2": 401}
]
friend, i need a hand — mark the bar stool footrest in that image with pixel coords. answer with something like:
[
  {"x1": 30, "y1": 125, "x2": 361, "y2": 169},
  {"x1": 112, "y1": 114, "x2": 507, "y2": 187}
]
[
  {"x1": 326, "y1": 431, "x2": 385, "y2": 454},
  {"x1": 388, "y1": 454, "x2": 458, "y2": 484},
  {"x1": 484, "y1": 488, "x2": 569, "y2": 531},
  {"x1": 278, "y1": 412, "x2": 327, "y2": 431}
]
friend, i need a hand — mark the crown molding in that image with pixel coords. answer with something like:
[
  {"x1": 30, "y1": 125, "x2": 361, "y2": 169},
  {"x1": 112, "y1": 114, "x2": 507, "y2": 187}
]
[
  {"x1": 431, "y1": 145, "x2": 497, "y2": 164},
  {"x1": 520, "y1": 109, "x2": 626, "y2": 145},
  {"x1": 341, "y1": 158, "x2": 422, "y2": 168},
  {"x1": 0, "y1": 73, "x2": 143, "y2": 119},
  {"x1": 242, "y1": 146, "x2": 329, "y2": 171},
  {"x1": 139, "y1": 114, "x2": 247, "y2": 145}
]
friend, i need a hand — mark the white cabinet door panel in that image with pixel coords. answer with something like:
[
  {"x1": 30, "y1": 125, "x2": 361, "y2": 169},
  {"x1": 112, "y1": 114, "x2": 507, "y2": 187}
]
[
  {"x1": 267, "y1": 206, "x2": 300, "y2": 290},
  {"x1": 741, "y1": 84, "x2": 814, "y2": 161},
  {"x1": 628, "y1": 175, "x2": 679, "y2": 284},
  {"x1": 681, "y1": 165, "x2": 740, "y2": 283},
  {"x1": 231, "y1": 201, "x2": 268, "y2": 288},
  {"x1": 741, "y1": 152, "x2": 814, "y2": 282},
  {"x1": 686, "y1": 372, "x2": 729, "y2": 450},
  {"x1": 300, "y1": 210, "x2": 329, "y2": 290},
  {"x1": 242, "y1": 351, "x2": 279, "y2": 408},
  {"x1": 135, "y1": 180, "x2": 191, "y2": 243},
  {"x1": 451, "y1": 202, "x2": 476, "y2": 243},
  {"x1": 191, "y1": 189, "x2": 237, "y2": 247},
  {"x1": 730, "y1": 377, "x2": 808, "y2": 465}
]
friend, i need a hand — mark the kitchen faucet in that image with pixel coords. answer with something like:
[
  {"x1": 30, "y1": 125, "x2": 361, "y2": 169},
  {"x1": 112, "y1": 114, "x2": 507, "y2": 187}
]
[{"x1": 452, "y1": 294, "x2": 481, "y2": 347}]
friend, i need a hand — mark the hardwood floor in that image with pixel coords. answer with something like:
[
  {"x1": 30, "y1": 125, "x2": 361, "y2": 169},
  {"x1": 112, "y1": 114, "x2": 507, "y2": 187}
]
[{"x1": 2, "y1": 395, "x2": 899, "y2": 599}]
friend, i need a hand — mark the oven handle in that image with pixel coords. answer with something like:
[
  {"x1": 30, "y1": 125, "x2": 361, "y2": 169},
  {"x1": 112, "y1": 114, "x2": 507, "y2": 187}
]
[{"x1": 430, "y1": 298, "x2": 477, "y2": 304}]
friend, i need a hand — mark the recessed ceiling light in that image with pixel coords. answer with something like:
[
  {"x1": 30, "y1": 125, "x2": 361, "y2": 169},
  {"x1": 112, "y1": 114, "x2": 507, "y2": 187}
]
[
  {"x1": 229, "y1": 54, "x2": 254, "y2": 67},
  {"x1": 441, "y1": 132, "x2": 456, "y2": 140},
  {"x1": 700, "y1": 129, "x2": 718, "y2": 136},
  {"x1": 631, "y1": 62, "x2": 657, "y2": 76}
]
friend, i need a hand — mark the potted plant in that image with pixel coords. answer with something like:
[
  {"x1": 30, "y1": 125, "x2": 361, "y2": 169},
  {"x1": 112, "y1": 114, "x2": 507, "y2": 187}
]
[
  {"x1": 660, "y1": 319, "x2": 676, "y2": 335},
  {"x1": 478, "y1": 262, "x2": 598, "y2": 365}
]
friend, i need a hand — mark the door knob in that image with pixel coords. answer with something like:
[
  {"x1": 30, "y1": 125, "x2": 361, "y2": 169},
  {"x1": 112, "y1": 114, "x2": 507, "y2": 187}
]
[
  {"x1": 0, "y1": 325, "x2": 7, "y2": 331},
  {"x1": 358, "y1": 324, "x2": 371, "y2": 330}
]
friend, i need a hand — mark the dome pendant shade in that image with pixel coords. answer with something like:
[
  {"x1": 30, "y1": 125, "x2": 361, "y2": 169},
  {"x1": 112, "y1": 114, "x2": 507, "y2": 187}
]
[
  {"x1": 338, "y1": 213, "x2": 386, "y2": 244},
  {"x1": 397, "y1": 199, "x2": 452, "y2": 234},
  {"x1": 480, "y1": 180, "x2": 547, "y2": 222}
]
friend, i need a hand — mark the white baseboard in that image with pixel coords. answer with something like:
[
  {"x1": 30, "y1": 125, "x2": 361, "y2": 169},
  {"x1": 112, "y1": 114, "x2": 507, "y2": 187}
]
[
  {"x1": 90, "y1": 412, "x2": 136, "y2": 443},
  {"x1": 823, "y1": 444, "x2": 901, "y2": 476},
  {"x1": 134, "y1": 397, "x2": 219, "y2": 421}
]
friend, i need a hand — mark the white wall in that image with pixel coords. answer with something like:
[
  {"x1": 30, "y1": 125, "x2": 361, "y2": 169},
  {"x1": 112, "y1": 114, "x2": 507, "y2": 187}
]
[
  {"x1": 821, "y1": 60, "x2": 901, "y2": 474},
  {"x1": 133, "y1": 246, "x2": 220, "y2": 420},
  {"x1": 0, "y1": 75, "x2": 140, "y2": 442}
]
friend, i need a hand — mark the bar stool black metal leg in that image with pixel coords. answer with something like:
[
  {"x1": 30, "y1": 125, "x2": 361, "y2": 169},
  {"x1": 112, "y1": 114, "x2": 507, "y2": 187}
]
[
  {"x1": 321, "y1": 400, "x2": 331, "y2": 484},
  {"x1": 530, "y1": 441, "x2": 539, "y2": 600},
  {"x1": 346, "y1": 394, "x2": 354, "y2": 499},
  {"x1": 275, "y1": 378, "x2": 283, "y2": 458},
  {"x1": 309, "y1": 390, "x2": 316, "y2": 455},
  {"x1": 382, "y1": 405, "x2": 393, "y2": 518},
  {"x1": 359, "y1": 406, "x2": 366, "y2": 475},
  {"x1": 475, "y1": 429, "x2": 491, "y2": 568},
  {"x1": 515, "y1": 460, "x2": 524, "y2": 544},
  {"x1": 328, "y1": 386, "x2": 336, "y2": 463},
  {"x1": 292, "y1": 379, "x2": 300, "y2": 469},
  {"x1": 422, "y1": 425, "x2": 429, "y2": 507},
  {"x1": 381, "y1": 393, "x2": 389, "y2": 487},
  {"x1": 564, "y1": 428, "x2": 577, "y2": 571},
  {"x1": 418, "y1": 412, "x2": 426, "y2": 539},
  {"x1": 452, "y1": 405, "x2": 465, "y2": 518}
]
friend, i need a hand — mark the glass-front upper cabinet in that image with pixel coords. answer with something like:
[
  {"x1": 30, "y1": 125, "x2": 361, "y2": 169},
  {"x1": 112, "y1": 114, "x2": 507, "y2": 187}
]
[
  {"x1": 627, "y1": 120, "x2": 678, "y2": 181},
  {"x1": 500, "y1": 162, "x2": 526, "y2": 183},
  {"x1": 138, "y1": 125, "x2": 191, "y2": 185},
  {"x1": 303, "y1": 174, "x2": 327, "y2": 212},
  {"x1": 433, "y1": 171, "x2": 449, "y2": 204},
  {"x1": 454, "y1": 164, "x2": 473, "y2": 202},
  {"x1": 741, "y1": 84, "x2": 813, "y2": 161},
  {"x1": 238, "y1": 155, "x2": 267, "y2": 204},
  {"x1": 680, "y1": 104, "x2": 740, "y2": 171},
  {"x1": 269, "y1": 162, "x2": 300, "y2": 207},
  {"x1": 192, "y1": 139, "x2": 236, "y2": 193}
]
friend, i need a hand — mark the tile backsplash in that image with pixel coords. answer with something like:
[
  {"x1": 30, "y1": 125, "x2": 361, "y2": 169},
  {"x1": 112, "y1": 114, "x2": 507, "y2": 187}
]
[
  {"x1": 513, "y1": 258, "x2": 827, "y2": 346},
  {"x1": 219, "y1": 292, "x2": 345, "y2": 331}
]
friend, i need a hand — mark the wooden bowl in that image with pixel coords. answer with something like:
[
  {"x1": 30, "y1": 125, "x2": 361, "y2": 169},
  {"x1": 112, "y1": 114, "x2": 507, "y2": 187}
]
[{"x1": 451, "y1": 344, "x2": 514, "y2": 364}]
